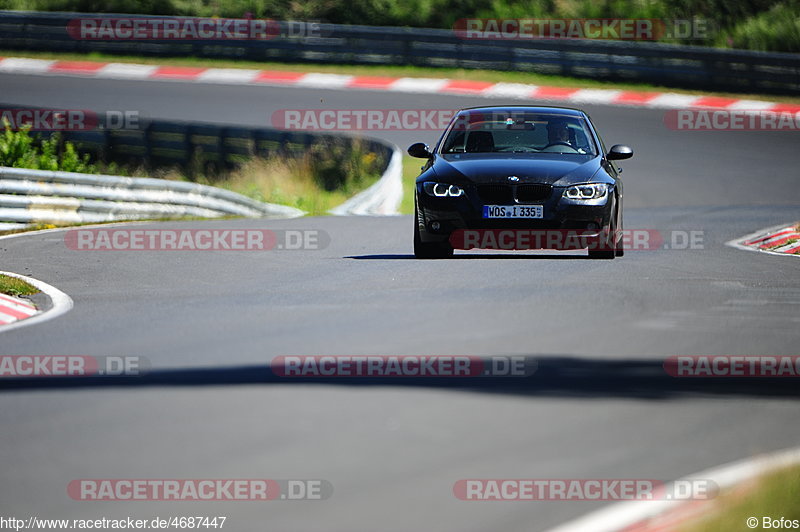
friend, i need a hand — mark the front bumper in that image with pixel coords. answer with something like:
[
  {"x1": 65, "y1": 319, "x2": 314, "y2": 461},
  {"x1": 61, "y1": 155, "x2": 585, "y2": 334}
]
[{"x1": 416, "y1": 183, "x2": 614, "y2": 250}]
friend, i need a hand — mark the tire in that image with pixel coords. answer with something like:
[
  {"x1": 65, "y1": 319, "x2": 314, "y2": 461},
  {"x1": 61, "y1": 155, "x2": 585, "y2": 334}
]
[
  {"x1": 414, "y1": 207, "x2": 453, "y2": 259},
  {"x1": 588, "y1": 247, "x2": 615, "y2": 259},
  {"x1": 588, "y1": 220, "x2": 616, "y2": 260}
]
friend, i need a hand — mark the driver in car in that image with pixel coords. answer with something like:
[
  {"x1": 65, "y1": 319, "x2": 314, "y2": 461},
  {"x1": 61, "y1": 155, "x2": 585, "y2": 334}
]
[{"x1": 547, "y1": 119, "x2": 572, "y2": 145}]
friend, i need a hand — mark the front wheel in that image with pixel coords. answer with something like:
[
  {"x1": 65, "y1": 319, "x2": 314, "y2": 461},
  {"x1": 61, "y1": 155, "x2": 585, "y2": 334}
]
[
  {"x1": 414, "y1": 209, "x2": 453, "y2": 259},
  {"x1": 588, "y1": 221, "x2": 617, "y2": 260}
]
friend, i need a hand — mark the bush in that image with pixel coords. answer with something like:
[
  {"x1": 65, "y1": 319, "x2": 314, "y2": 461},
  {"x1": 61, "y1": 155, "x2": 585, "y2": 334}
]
[
  {"x1": 0, "y1": 120, "x2": 97, "y2": 173},
  {"x1": 716, "y1": 2, "x2": 800, "y2": 51},
  {"x1": 306, "y1": 138, "x2": 384, "y2": 193},
  {"x1": 3, "y1": 0, "x2": 797, "y2": 51}
]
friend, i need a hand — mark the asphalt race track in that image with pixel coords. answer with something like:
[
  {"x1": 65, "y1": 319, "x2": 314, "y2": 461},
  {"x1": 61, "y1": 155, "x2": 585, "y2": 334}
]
[{"x1": 1, "y1": 72, "x2": 799, "y2": 531}]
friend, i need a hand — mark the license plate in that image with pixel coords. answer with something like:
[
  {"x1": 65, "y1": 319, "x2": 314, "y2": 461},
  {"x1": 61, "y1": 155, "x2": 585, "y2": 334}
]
[{"x1": 483, "y1": 205, "x2": 543, "y2": 219}]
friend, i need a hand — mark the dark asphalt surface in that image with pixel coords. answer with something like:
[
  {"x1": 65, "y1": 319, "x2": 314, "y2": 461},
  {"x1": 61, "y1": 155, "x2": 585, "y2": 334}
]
[{"x1": 0, "y1": 72, "x2": 799, "y2": 531}]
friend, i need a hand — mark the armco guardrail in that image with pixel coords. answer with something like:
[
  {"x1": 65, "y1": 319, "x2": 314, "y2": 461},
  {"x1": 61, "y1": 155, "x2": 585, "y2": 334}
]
[
  {"x1": 0, "y1": 106, "x2": 398, "y2": 225},
  {"x1": 1, "y1": 11, "x2": 799, "y2": 94},
  {"x1": 329, "y1": 146, "x2": 402, "y2": 216},
  {"x1": 0, "y1": 166, "x2": 305, "y2": 225}
]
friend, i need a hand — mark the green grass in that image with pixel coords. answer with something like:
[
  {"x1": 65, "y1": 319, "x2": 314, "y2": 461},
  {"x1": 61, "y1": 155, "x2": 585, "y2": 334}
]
[
  {"x1": 768, "y1": 237, "x2": 798, "y2": 249},
  {"x1": 776, "y1": 238, "x2": 800, "y2": 254},
  {"x1": 0, "y1": 274, "x2": 39, "y2": 297},
  {"x1": 679, "y1": 464, "x2": 800, "y2": 532},
  {"x1": 3, "y1": 49, "x2": 800, "y2": 105},
  {"x1": 401, "y1": 154, "x2": 424, "y2": 215},
  {"x1": 0, "y1": 222, "x2": 58, "y2": 237},
  {"x1": 764, "y1": 236, "x2": 799, "y2": 252},
  {"x1": 193, "y1": 153, "x2": 382, "y2": 216}
]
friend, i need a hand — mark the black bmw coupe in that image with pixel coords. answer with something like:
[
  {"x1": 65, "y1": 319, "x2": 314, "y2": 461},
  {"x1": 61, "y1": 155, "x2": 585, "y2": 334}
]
[{"x1": 409, "y1": 106, "x2": 633, "y2": 259}]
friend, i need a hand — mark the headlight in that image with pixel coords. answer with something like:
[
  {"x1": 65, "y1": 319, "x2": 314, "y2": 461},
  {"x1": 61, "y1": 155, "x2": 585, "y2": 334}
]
[
  {"x1": 423, "y1": 182, "x2": 464, "y2": 197},
  {"x1": 563, "y1": 183, "x2": 608, "y2": 200}
]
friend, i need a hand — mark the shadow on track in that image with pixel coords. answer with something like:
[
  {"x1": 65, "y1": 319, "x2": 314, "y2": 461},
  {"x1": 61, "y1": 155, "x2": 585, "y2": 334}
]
[
  {"x1": 346, "y1": 254, "x2": 591, "y2": 260},
  {"x1": 2, "y1": 356, "x2": 798, "y2": 400}
]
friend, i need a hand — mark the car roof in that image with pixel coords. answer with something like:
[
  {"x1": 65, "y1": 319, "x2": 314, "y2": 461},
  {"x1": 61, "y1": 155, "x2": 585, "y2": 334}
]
[{"x1": 457, "y1": 106, "x2": 586, "y2": 117}]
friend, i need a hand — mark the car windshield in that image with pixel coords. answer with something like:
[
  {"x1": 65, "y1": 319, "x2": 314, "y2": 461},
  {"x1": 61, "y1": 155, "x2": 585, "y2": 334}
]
[{"x1": 440, "y1": 111, "x2": 597, "y2": 156}]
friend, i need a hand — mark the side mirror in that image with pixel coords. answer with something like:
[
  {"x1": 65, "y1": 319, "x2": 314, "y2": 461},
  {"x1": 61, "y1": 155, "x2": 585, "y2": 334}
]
[
  {"x1": 408, "y1": 142, "x2": 433, "y2": 159},
  {"x1": 607, "y1": 144, "x2": 633, "y2": 160}
]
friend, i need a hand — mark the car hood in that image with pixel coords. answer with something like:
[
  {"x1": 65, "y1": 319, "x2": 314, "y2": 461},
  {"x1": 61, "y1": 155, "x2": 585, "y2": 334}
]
[{"x1": 434, "y1": 153, "x2": 603, "y2": 186}]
